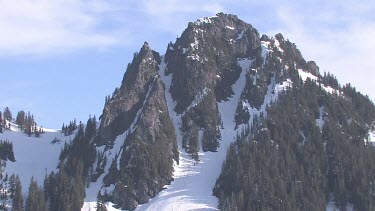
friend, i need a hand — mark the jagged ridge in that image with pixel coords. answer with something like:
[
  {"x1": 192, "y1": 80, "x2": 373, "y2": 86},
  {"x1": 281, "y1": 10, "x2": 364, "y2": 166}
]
[{"x1": 85, "y1": 13, "x2": 375, "y2": 211}]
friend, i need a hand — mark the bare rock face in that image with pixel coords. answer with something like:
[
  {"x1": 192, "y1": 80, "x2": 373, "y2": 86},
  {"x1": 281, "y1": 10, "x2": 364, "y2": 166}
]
[
  {"x1": 306, "y1": 61, "x2": 320, "y2": 75},
  {"x1": 162, "y1": 13, "x2": 263, "y2": 154},
  {"x1": 165, "y1": 13, "x2": 261, "y2": 112},
  {"x1": 110, "y1": 76, "x2": 178, "y2": 210},
  {"x1": 95, "y1": 43, "x2": 178, "y2": 210},
  {"x1": 98, "y1": 42, "x2": 161, "y2": 144}
]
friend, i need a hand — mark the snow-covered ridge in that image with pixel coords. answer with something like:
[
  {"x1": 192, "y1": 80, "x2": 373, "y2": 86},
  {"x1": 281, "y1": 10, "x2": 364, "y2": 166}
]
[
  {"x1": 0, "y1": 122, "x2": 76, "y2": 197},
  {"x1": 195, "y1": 16, "x2": 217, "y2": 26},
  {"x1": 298, "y1": 69, "x2": 318, "y2": 82},
  {"x1": 298, "y1": 69, "x2": 342, "y2": 95}
]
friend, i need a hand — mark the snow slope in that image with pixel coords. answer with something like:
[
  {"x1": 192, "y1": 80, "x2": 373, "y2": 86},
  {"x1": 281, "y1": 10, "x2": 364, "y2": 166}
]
[
  {"x1": 0, "y1": 123, "x2": 75, "y2": 197},
  {"x1": 135, "y1": 57, "x2": 290, "y2": 211},
  {"x1": 368, "y1": 130, "x2": 375, "y2": 143},
  {"x1": 298, "y1": 69, "x2": 342, "y2": 95},
  {"x1": 136, "y1": 58, "x2": 250, "y2": 211}
]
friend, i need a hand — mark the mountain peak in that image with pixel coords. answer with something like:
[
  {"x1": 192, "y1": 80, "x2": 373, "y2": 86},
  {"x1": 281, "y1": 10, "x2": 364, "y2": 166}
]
[
  {"x1": 141, "y1": 41, "x2": 151, "y2": 51},
  {"x1": 4, "y1": 13, "x2": 373, "y2": 211},
  {"x1": 192, "y1": 12, "x2": 248, "y2": 30}
]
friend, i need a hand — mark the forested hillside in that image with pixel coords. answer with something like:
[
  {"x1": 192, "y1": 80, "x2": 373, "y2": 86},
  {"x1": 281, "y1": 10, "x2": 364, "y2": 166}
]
[{"x1": 214, "y1": 77, "x2": 375, "y2": 210}]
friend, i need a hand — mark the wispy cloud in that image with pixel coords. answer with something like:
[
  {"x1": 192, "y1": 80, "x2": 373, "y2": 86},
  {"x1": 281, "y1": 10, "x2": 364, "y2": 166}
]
[
  {"x1": 266, "y1": 0, "x2": 375, "y2": 100},
  {"x1": 1, "y1": 0, "x2": 374, "y2": 100},
  {"x1": 0, "y1": 0, "x2": 128, "y2": 56},
  {"x1": 136, "y1": 0, "x2": 224, "y2": 35},
  {"x1": 0, "y1": 0, "x2": 225, "y2": 56}
]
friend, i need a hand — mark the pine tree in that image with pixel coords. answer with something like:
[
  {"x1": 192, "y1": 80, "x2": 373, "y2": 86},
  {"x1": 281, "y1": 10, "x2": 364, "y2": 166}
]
[
  {"x1": 12, "y1": 175, "x2": 23, "y2": 211},
  {"x1": 0, "y1": 140, "x2": 15, "y2": 162},
  {"x1": 16, "y1": 110, "x2": 26, "y2": 130},
  {"x1": 3, "y1": 107, "x2": 12, "y2": 122},
  {"x1": 35, "y1": 125, "x2": 40, "y2": 138},
  {"x1": 96, "y1": 192, "x2": 108, "y2": 211},
  {"x1": 9, "y1": 174, "x2": 16, "y2": 198},
  {"x1": 0, "y1": 112, "x2": 3, "y2": 133},
  {"x1": 26, "y1": 177, "x2": 47, "y2": 211},
  {"x1": 28, "y1": 125, "x2": 32, "y2": 137}
]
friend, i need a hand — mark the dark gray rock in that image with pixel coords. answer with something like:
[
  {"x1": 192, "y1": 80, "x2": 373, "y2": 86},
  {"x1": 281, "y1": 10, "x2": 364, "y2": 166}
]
[
  {"x1": 306, "y1": 61, "x2": 320, "y2": 75},
  {"x1": 96, "y1": 43, "x2": 178, "y2": 210}
]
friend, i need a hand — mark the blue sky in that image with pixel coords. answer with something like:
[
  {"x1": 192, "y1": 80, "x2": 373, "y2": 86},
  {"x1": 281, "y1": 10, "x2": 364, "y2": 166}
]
[{"x1": 1, "y1": 0, "x2": 375, "y2": 128}]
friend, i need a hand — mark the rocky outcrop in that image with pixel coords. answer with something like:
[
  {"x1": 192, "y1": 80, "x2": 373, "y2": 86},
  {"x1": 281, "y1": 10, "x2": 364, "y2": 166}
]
[
  {"x1": 234, "y1": 30, "x2": 311, "y2": 126},
  {"x1": 98, "y1": 42, "x2": 162, "y2": 144},
  {"x1": 95, "y1": 42, "x2": 178, "y2": 210},
  {"x1": 163, "y1": 13, "x2": 263, "y2": 154},
  {"x1": 91, "y1": 12, "x2": 338, "y2": 210},
  {"x1": 165, "y1": 13, "x2": 260, "y2": 111},
  {"x1": 110, "y1": 76, "x2": 178, "y2": 210}
]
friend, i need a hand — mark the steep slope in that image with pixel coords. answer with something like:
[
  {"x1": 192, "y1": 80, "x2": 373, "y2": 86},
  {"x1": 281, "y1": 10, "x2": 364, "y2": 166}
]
[
  {"x1": 85, "y1": 42, "x2": 178, "y2": 210},
  {"x1": 81, "y1": 13, "x2": 375, "y2": 211},
  {"x1": 135, "y1": 14, "x2": 300, "y2": 211},
  {"x1": 213, "y1": 35, "x2": 375, "y2": 211},
  {"x1": 165, "y1": 13, "x2": 261, "y2": 155},
  {"x1": 0, "y1": 123, "x2": 76, "y2": 209},
  {"x1": 214, "y1": 79, "x2": 375, "y2": 210}
]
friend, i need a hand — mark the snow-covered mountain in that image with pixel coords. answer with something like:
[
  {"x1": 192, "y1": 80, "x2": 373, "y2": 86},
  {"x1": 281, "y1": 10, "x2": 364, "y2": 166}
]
[
  {"x1": 82, "y1": 13, "x2": 375, "y2": 211},
  {"x1": 1, "y1": 13, "x2": 375, "y2": 211},
  {"x1": 0, "y1": 121, "x2": 77, "y2": 209}
]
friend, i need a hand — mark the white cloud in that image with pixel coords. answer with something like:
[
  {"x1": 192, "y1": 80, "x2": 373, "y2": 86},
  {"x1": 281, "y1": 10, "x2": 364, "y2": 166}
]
[
  {"x1": 267, "y1": 1, "x2": 375, "y2": 101},
  {"x1": 1, "y1": 0, "x2": 374, "y2": 100},
  {"x1": 0, "y1": 0, "x2": 224, "y2": 56},
  {"x1": 0, "y1": 0, "x2": 126, "y2": 56},
  {"x1": 137, "y1": 0, "x2": 224, "y2": 34},
  {"x1": 141, "y1": 0, "x2": 223, "y2": 15}
]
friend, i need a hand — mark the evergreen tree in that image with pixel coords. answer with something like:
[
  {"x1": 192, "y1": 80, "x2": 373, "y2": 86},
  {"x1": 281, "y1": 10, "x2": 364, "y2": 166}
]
[
  {"x1": 16, "y1": 110, "x2": 26, "y2": 130},
  {"x1": 214, "y1": 77, "x2": 375, "y2": 211},
  {"x1": 0, "y1": 112, "x2": 3, "y2": 133},
  {"x1": 0, "y1": 140, "x2": 15, "y2": 162},
  {"x1": 26, "y1": 177, "x2": 47, "y2": 211},
  {"x1": 96, "y1": 192, "x2": 108, "y2": 211},
  {"x1": 9, "y1": 174, "x2": 16, "y2": 198},
  {"x1": 3, "y1": 107, "x2": 12, "y2": 121},
  {"x1": 35, "y1": 125, "x2": 40, "y2": 138},
  {"x1": 12, "y1": 175, "x2": 23, "y2": 211}
]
